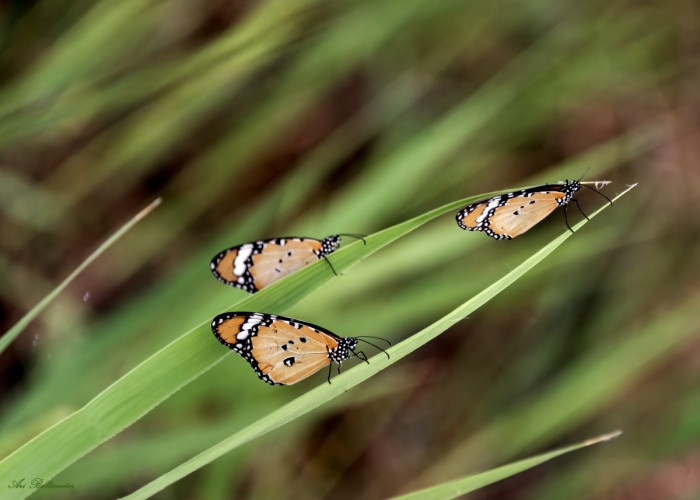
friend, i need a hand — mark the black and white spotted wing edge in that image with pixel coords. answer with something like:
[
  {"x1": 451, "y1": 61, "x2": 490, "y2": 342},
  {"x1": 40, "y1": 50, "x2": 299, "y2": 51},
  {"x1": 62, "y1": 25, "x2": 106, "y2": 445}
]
[{"x1": 210, "y1": 241, "x2": 264, "y2": 292}]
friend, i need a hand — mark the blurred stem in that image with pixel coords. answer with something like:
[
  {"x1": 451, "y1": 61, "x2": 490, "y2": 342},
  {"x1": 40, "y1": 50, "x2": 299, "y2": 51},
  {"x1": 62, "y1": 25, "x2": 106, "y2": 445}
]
[{"x1": 0, "y1": 198, "x2": 161, "y2": 355}]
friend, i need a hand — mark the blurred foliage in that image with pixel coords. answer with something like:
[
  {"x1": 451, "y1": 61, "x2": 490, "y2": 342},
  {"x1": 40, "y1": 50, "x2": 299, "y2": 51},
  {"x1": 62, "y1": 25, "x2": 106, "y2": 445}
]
[{"x1": 0, "y1": 0, "x2": 699, "y2": 498}]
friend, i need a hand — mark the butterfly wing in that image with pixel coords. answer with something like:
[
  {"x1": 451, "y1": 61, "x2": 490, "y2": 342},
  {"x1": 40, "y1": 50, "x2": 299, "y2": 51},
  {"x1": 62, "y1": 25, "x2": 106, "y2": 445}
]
[
  {"x1": 212, "y1": 313, "x2": 343, "y2": 385},
  {"x1": 456, "y1": 183, "x2": 579, "y2": 239},
  {"x1": 210, "y1": 238, "x2": 324, "y2": 292},
  {"x1": 210, "y1": 243, "x2": 258, "y2": 292},
  {"x1": 456, "y1": 195, "x2": 507, "y2": 231},
  {"x1": 251, "y1": 322, "x2": 336, "y2": 385},
  {"x1": 249, "y1": 239, "x2": 323, "y2": 290},
  {"x1": 486, "y1": 191, "x2": 567, "y2": 238}
]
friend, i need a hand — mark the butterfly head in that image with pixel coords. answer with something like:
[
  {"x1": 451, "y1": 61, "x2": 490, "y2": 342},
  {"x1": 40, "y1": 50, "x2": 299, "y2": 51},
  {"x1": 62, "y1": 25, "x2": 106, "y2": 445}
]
[
  {"x1": 329, "y1": 337, "x2": 358, "y2": 365},
  {"x1": 319, "y1": 235, "x2": 342, "y2": 257},
  {"x1": 559, "y1": 180, "x2": 582, "y2": 205}
]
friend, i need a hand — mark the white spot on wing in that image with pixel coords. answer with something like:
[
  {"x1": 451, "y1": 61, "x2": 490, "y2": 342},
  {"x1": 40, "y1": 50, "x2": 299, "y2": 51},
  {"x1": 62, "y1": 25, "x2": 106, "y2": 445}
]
[
  {"x1": 233, "y1": 244, "x2": 253, "y2": 276},
  {"x1": 475, "y1": 198, "x2": 501, "y2": 223},
  {"x1": 241, "y1": 314, "x2": 263, "y2": 331}
]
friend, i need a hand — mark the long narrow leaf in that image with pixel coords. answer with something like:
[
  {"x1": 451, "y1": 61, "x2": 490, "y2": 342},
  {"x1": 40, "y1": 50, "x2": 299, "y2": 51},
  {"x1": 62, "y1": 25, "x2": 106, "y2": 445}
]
[{"x1": 391, "y1": 431, "x2": 623, "y2": 500}]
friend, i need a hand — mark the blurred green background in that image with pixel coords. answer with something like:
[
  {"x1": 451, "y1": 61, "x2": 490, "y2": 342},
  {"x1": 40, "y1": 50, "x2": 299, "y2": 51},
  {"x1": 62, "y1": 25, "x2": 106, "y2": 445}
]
[{"x1": 1, "y1": 0, "x2": 699, "y2": 498}]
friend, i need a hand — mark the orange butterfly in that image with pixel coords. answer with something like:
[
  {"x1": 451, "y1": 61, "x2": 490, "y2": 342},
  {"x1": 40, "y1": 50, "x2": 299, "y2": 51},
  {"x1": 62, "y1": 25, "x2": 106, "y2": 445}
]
[
  {"x1": 456, "y1": 180, "x2": 611, "y2": 239},
  {"x1": 212, "y1": 312, "x2": 389, "y2": 385},
  {"x1": 210, "y1": 235, "x2": 364, "y2": 293}
]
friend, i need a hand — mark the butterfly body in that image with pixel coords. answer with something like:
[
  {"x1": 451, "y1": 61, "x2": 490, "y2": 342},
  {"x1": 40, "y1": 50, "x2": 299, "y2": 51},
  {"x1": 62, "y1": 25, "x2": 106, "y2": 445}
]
[
  {"x1": 210, "y1": 236, "x2": 341, "y2": 292},
  {"x1": 212, "y1": 312, "x2": 359, "y2": 385},
  {"x1": 456, "y1": 180, "x2": 582, "y2": 239}
]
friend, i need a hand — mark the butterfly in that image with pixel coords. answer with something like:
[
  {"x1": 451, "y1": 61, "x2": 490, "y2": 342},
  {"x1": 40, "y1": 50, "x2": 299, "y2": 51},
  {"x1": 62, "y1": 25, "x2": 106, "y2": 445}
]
[
  {"x1": 210, "y1": 234, "x2": 364, "y2": 293},
  {"x1": 455, "y1": 180, "x2": 611, "y2": 240},
  {"x1": 211, "y1": 312, "x2": 389, "y2": 385}
]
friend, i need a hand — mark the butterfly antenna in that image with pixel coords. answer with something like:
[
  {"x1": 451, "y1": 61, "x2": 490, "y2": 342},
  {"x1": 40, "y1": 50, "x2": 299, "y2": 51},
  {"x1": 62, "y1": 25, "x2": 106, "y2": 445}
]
[
  {"x1": 357, "y1": 338, "x2": 391, "y2": 360},
  {"x1": 322, "y1": 255, "x2": 339, "y2": 276},
  {"x1": 581, "y1": 183, "x2": 613, "y2": 205},
  {"x1": 576, "y1": 167, "x2": 592, "y2": 182},
  {"x1": 338, "y1": 233, "x2": 367, "y2": 245},
  {"x1": 356, "y1": 335, "x2": 392, "y2": 346}
]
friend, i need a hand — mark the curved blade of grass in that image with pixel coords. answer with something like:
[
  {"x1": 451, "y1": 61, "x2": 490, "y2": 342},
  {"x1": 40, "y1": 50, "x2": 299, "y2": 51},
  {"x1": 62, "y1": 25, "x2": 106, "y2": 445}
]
[
  {"x1": 391, "y1": 431, "x2": 623, "y2": 500},
  {"x1": 124, "y1": 186, "x2": 633, "y2": 499},
  {"x1": 0, "y1": 189, "x2": 510, "y2": 500},
  {"x1": 0, "y1": 198, "x2": 162, "y2": 355}
]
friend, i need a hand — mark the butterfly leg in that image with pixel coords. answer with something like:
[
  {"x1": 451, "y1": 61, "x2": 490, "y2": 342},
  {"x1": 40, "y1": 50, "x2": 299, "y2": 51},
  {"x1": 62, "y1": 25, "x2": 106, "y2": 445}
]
[
  {"x1": 572, "y1": 198, "x2": 589, "y2": 220},
  {"x1": 327, "y1": 363, "x2": 333, "y2": 384},
  {"x1": 354, "y1": 350, "x2": 370, "y2": 364},
  {"x1": 562, "y1": 206, "x2": 574, "y2": 233},
  {"x1": 322, "y1": 255, "x2": 339, "y2": 276}
]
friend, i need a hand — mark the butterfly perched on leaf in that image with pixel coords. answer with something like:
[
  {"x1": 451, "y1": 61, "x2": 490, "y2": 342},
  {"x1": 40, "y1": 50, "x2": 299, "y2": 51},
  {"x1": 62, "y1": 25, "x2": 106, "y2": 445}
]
[
  {"x1": 210, "y1": 235, "x2": 344, "y2": 293},
  {"x1": 212, "y1": 312, "x2": 389, "y2": 385},
  {"x1": 455, "y1": 180, "x2": 611, "y2": 240}
]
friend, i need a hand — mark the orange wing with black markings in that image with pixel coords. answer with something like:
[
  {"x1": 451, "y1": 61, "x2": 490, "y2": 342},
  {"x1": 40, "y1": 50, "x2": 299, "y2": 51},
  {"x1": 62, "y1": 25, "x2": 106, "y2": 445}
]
[
  {"x1": 249, "y1": 240, "x2": 324, "y2": 290},
  {"x1": 455, "y1": 181, "x2": 582, "y2": 239},
  {"x1": 210, "y1": 236, "x2": 341, "y2": 293},
  {"x1": 211, "y1": 312, "x2": 358, "y2": 385}
]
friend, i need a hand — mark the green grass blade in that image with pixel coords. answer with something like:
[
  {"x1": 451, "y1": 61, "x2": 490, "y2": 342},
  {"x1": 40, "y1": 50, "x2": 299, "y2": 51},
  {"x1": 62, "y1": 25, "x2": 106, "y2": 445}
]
[
  {"x1": 123, "y1": 186, "x2": 633, "y2": 499},
  {"x1": 391, "y1": 431, "x2": 623, "y2": 500},
  {"x1": 0, "y1": 198, "x2": 161, "y2": 355}
]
